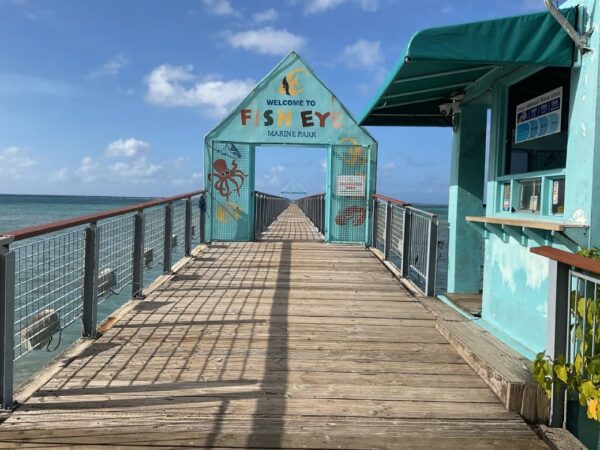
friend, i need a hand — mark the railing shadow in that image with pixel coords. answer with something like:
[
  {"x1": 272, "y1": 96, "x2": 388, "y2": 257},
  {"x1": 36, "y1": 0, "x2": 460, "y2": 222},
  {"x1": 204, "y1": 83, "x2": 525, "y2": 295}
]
[{"x1": 247, "y1": 239, "x2": 291, "y2": 448}]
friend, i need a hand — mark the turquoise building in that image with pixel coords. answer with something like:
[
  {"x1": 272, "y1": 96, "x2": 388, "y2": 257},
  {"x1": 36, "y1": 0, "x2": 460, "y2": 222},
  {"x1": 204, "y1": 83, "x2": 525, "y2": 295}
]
[{"x1": 361, "y1": 0, "x2": 599, "y2": 443}]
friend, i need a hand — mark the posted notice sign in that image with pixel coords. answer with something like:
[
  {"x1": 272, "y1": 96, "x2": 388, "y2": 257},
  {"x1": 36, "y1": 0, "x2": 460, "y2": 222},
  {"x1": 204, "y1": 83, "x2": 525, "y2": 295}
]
[
  {"x1": 336, "y1": 175, "x2": 365, "y2": 196},
  {"x1": 515, "y1": 87, "x2": 562, "y2": 144}
]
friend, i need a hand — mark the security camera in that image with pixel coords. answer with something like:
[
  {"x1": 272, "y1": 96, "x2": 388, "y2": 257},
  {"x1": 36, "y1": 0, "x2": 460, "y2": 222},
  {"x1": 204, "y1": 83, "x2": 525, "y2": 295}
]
[{"x1": 439, "y1": 103, "x2": 454, "y2": 116}]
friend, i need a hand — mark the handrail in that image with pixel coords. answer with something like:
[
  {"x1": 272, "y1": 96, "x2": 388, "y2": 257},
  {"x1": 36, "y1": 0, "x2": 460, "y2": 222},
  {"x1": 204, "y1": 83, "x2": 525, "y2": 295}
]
[
  {"x1": 373, "y1": 193, "x2": 411, "y2": 207},
  {"x1": 297, "y1": 192, "x2": 325, "y2": 200},
  {"x1": 2, "y1": 190, "x2": 206, "y2": 241},
  {"x1": 254, "y1": 191, "x2": 288, "y2": 200},
  {"x1": 531, "y1": 246, "x2": 600, "y2": 275}
]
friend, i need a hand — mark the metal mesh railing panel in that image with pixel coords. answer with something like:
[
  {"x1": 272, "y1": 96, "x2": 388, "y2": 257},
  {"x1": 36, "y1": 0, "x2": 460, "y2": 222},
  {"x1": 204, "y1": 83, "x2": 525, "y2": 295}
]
[
  {"x1": 191, "y1": 197, "x2": 200, "y2": 243},
  {"x1": 375, "y1": 200, "x2": 386, "y2": 251},
  {"x1": 171, "y1": 200, "x2": 186, "y2": 260},
  {"x1": 144, "y1": 207, "x2": 165, "y2": 269},
  {"x1": 388, "y1": 205, "x2": 404, "y2": 271},
  {"x1": 13, "y1": 230, "x2": 86, "y2": 359},
  {"x1": 97, "y1": 215, "x2": 135, "y2": 303}
]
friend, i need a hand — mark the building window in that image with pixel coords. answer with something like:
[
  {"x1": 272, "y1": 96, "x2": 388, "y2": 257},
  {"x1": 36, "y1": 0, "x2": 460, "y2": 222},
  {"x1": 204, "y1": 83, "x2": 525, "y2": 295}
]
[
  {"x1": 497, "y1": 67, "x2": 570, "y2": 217},
  {"x1": 517, "y1": 178, "x2": 541, "y2": 213},
  {"x1": 504, "y1": 67, "x2": 570, "y2": 176}
]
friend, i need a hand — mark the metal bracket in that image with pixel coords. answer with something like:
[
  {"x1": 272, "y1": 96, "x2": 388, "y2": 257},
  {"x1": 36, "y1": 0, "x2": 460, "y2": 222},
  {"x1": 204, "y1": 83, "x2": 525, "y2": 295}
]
[{"x1": 550, "y1": 230, "x2": 581, "y2": 253}]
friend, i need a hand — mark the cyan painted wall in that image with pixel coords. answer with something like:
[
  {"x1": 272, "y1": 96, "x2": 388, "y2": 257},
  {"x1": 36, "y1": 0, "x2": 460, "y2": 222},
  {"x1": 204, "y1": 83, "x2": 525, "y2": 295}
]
[
  {"x1": 475, "y1": 0, "x2": 600, "y2": 356},
  {"x1": 447, "y1": 105, "x2": 486, "y2": 294},
  {"x1": 481, "y1": 235, "x2": 550, "y2": 353}
]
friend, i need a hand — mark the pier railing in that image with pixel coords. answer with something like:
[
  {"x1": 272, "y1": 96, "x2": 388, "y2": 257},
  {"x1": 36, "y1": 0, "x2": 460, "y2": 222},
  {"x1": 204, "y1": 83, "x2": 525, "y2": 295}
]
[
  {"x1": 0, "y1": 190, "x2": 206, "y2": 408},
  {"x1": 254, "y1": 192, "x2": 289, "y2": 238},
  {"x1": 531, "y1": 246, "x2": 600, "y2": 427},
  {"x1": 371, "y1": 194, "x2": 439, "y2": 296},
  {"x1": 295, "y1": 193, "x2": 325, "y2": 235}
]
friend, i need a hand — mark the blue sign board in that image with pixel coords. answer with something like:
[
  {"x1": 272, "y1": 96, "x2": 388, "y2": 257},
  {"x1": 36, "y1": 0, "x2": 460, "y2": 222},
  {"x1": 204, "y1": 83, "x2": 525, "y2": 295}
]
[{"x1": 515, "y1": 87, "x2": 562, "y2": 144}]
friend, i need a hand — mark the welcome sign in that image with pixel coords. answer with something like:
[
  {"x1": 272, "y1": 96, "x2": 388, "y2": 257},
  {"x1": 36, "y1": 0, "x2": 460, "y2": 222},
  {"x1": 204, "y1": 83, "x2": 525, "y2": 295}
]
[{"x1": 207, "y1": 52, "x2": 372, "y2": 146}]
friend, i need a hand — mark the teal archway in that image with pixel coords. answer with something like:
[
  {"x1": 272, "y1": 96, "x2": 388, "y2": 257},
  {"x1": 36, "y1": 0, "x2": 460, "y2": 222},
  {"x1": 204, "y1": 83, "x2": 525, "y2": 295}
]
[{"x1": 205, "y1": 52, "x2": 377, "y2": 243}]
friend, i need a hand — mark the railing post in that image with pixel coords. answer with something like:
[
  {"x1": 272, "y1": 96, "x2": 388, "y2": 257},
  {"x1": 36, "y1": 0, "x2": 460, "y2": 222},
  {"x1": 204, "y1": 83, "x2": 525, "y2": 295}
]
[
  {"x1": 384, "y1": 202, "x2": 393, "y2": 260},
  {"x1": 132, "y1": 212, "x2": 144, "y2": 299},
  {"x1": 184, "y1": 197, "x2": 192, "y2": 256},
  {"x1": 424, "y1": 217, "x2": 438, "y2": 297},
  {"x1": 83, "y1": 223, "x2": 100, "y2": 338},
  {"x1": 0, "y1": 236, "x2": 15, "y2": 410},
  {"x1": 371, "y1": 198, "x2": 378, "y2": 248},
  {"x1": 321, "y1": 195, "x2": 325, "y2": 235},
  {"x1": 199, "y1": 194, "x2": 206, "y2": 244},
  {"x1": 547, "y1": 260, "x2": 570, "y2": 427},
  {"x1": 401, "y1": 208, "x2": 411, "y2": 277},
  {"x1": 163, "y1": 203, "x2": 173, "y2": 273}
]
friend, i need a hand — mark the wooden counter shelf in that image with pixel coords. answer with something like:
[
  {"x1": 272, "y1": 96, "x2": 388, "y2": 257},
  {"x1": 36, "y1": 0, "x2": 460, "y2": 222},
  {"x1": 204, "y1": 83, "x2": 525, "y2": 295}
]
[{"x1": 465, "y1": 216, "x2": 587, "y2": 232}]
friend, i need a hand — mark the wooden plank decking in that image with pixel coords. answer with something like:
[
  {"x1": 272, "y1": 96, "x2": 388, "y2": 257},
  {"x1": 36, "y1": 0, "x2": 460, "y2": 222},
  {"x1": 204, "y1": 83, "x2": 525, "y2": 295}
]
[{"x1": 0, "y1": 205, "x2": 547, "y2": 448}]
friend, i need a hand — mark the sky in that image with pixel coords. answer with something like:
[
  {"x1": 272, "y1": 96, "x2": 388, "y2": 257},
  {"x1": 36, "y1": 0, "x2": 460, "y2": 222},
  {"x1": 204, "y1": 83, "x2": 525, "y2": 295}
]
[{"x1": 0, "y1": 0, "x2": 558, "y2": 203}]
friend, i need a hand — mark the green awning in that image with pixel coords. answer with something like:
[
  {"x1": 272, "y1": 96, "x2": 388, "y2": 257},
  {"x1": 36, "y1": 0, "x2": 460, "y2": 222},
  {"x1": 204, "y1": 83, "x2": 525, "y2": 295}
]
[{"x1": 359, "y1": 8, "x2": 577, "y2": 127}]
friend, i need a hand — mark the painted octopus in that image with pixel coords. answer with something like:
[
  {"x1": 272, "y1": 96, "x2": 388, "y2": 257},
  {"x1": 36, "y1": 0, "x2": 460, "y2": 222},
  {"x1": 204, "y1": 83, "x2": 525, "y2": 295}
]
[{"x1": 211, "y1": 159, "x2": 246, "y2": 201}]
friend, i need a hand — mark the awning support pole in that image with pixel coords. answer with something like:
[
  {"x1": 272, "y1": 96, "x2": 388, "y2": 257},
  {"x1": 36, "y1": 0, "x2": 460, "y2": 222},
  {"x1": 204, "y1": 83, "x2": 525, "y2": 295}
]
[{"x1": 544, "y1": 0, "x2": 593, "y2": 54}]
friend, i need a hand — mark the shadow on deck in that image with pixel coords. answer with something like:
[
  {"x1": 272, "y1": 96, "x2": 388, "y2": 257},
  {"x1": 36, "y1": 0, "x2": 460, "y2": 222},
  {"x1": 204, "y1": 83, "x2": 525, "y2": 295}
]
[{"x1": 0, "y1": 205, "x2": 547, "y2": 449}]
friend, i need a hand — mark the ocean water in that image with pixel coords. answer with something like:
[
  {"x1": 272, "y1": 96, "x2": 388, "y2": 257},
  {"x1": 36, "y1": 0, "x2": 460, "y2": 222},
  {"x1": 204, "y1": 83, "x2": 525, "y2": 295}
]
[{"x1": 0, "y1": 194, "x2": 157, "y2": 386}]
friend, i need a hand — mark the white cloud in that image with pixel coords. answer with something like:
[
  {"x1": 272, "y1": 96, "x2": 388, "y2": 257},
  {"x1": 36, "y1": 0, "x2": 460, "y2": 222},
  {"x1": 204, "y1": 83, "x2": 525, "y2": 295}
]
[
  {"x1": 341, "y1": 39, "x2": 383, "y2": 69},
  {"x1": 144, "y1": 64, "x2": 254, "y2": 117},
  {"x1": 260, "y1": 164, "x2": 286, "y2": 187},
  {"x1": 0, "y1": 146, "x2": 37, "y2": 180},
  {"x1": 202, "y1": 0, "x2": 239, "y2": 16},
  {"x1": 382, "y1": 162, "x2": 396, "y2": 170},
  {"x1": 76, "y1": 156, "x2": 101, "y2": 183},
  {"x1": 306, "y1": 0, "x2": 345, "y2": 13},
  {"x1": 270, "y1": 164, "x2": 285, "y2": 174},
  {"x1": 356, "y1": 0, "x2": 378, "y2": 11},
  {"x1": 87, "y1": 53, "x2": 128, "y2": 79},
  {"x1": 320, "y1": 159, "x2": 326, "y2": 172},
  {"x1": 521, "y1": 0, "x2": 545, "y2": 12},
  {"x1": 49, "y1": 167, "x2": 68, "y2": 181},
  {"x1": 104, "y1": 138, "x2": 149, "y2": 158},
  {"x1": 109, "y1": 156, "x2": 163, "y2": 183},
  {"x1": 253, "y1": 8, "x2": 278, "y2": 23},
  {"x1": 172, "y1": 171, "x2": 203, "y2": 187},
  {"x1": 305, "y1": 0, "x2": 378, "y2": 14},
  {"x1": 225, "y1": 27, "x2": 306, "y2": 55}
]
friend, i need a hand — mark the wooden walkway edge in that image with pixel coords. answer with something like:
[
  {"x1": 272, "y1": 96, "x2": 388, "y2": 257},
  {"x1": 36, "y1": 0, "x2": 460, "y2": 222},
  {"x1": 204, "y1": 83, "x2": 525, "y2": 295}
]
[{"x1": 0, "y1": 205, "x2": 547, "y2": 449}]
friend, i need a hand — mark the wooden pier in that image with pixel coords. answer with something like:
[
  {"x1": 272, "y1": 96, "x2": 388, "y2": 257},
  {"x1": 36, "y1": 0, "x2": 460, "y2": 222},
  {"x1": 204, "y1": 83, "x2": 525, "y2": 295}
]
[{"x1": 0, "y1": 205, "x2": 546, "y2": 448}]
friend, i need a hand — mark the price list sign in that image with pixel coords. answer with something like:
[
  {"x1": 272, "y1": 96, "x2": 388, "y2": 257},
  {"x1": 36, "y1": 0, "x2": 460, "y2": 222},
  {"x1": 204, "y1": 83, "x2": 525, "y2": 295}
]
[{"x1": 515, "y1": 87, "x2": 562, "y2": 144}]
